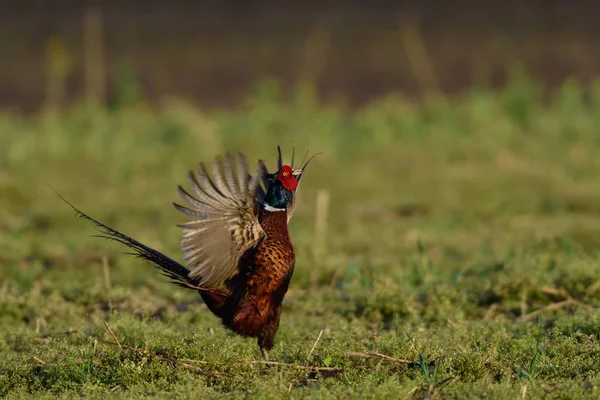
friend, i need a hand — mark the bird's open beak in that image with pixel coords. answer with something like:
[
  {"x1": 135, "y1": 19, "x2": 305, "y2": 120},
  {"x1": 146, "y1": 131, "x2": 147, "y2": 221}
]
[{"x1": 292, "y1": 169, "x2": 303, "y2": 178}]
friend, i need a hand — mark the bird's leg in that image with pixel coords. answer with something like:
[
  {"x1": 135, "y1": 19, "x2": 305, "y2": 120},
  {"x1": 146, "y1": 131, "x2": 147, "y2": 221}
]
[
  {"x1": 260, "y1": 347, "x2": 270, "y2": 362},
  {"x1": 257, "y1": 309, "x2": 281, "y2": 363}
]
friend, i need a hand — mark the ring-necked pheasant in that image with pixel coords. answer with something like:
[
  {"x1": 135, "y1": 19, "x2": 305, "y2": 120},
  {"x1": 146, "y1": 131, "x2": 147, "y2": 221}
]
[{"x1": 58, "y1": 147, "x2": 317, "y2": 359}]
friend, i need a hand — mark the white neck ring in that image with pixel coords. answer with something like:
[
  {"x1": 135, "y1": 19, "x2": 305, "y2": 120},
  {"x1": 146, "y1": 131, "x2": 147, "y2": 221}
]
[{"x1": 263, "y1": 204, "x2": 285, "y2": 212}]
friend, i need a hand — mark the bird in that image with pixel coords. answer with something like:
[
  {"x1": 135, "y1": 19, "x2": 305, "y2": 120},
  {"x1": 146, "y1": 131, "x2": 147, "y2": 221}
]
[{"x1": 57, "y1": 146, "x2": 318, "y2": 360}]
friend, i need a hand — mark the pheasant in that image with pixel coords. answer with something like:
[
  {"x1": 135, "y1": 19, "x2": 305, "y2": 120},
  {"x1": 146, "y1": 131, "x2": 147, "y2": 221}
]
[{"x1": 59, "y1": 147, "x2": 317, "y2": 359}]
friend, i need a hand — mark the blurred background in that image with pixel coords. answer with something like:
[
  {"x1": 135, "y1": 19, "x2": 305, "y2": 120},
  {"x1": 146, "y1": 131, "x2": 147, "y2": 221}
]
[
  {"x1": 3, "y1": 2, "x2": 600, "y2": 270},
  {"x1": 3, "y1": 1, "x2": 600, "y2": 276},
  {"x1": 3, "y1": 1, "x2": 600, "y2": 111},
  {"x1": 4, "y1": 4, "x2": 600, "y2": 396}
]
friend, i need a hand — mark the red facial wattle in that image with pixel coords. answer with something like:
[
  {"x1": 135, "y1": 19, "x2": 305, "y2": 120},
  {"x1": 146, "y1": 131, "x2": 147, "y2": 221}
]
[{"x1": 277, "y1": 165, "x2": 299, "y2": 191}]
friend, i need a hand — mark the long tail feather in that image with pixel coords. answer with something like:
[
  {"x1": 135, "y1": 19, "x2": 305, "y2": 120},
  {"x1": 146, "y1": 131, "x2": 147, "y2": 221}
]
[{"x1": 49, "y1": 186, "x2": 202, "y2": 291}]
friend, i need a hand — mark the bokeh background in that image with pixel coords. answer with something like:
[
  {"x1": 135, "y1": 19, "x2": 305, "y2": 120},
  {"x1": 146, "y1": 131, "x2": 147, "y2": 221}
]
[
  {"x1": 4, "y1": 2, "x2": 600, "y2": 398},
  {"x1": 3, "y1": 1, "x2": 600, "y2": 111}
]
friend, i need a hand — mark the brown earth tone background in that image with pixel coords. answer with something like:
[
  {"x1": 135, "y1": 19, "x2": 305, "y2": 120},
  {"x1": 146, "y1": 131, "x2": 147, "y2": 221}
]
[{"x1": 2, "y1": 1, "x2": 600, "y2": 111}]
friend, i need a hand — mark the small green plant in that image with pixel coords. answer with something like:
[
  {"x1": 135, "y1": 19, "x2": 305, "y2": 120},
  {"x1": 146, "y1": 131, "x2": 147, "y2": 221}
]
[
  {"x1": 519, "y1": 320, "x2": 548, "y2": 382},
  {"x1": 406, "y1": 332, "x2": 441, "y2": 390},
  {"x1": 67, "y1": 339, "x2": 98, "y2": 386}
]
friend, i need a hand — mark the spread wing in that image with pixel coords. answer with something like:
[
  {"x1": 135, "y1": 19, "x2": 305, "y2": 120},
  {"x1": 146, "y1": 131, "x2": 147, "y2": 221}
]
[{"x1": 173, "y1": 152, "x2": 269, "y2": 288}]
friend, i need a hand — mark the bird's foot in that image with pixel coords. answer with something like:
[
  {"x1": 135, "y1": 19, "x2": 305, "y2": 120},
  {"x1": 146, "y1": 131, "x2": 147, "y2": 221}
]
[{"x1": 260, "y1": 347, "x2": 270, "y2": 362}]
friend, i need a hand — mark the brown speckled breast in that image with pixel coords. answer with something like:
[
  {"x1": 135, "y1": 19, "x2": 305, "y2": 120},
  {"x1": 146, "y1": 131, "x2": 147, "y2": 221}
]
[{"x1": 229, "y1": 209, "x2": 295, "y2": 336}]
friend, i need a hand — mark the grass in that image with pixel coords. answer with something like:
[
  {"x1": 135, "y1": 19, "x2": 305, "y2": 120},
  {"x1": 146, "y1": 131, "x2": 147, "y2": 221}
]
[{"x1": 3, "y1": 76, "x2": 600, "y2": 398}]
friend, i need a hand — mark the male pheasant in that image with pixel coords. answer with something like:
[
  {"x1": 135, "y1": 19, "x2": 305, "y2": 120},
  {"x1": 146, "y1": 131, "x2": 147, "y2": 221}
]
[{"x1": 62, "y1": 147, "x2": 317, "y2": 359}]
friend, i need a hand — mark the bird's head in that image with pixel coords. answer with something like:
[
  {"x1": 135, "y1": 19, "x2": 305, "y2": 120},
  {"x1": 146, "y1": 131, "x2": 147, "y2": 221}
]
[
  {"x1": 275, "y1": 165, "x2": 302, "y2": 192},
  {"x1": 263, "y1": 146, "x2": 320, "y2": 215}
]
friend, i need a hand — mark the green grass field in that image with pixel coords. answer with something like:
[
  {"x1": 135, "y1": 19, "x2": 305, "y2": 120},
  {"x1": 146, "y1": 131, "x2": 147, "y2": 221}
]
[{"x1": 3, "y1": 77, "x2": 600, "y2": 399}]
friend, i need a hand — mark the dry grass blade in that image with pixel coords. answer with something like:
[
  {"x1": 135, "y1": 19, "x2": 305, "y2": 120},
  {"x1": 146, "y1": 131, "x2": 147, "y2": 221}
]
[
  {"x1": 519, "y1": 298, "x2": 594, "y2": 322},
  {"x1": 35, "y1": 318, "x2": 46, "y2": 334},
  {"x1": 314, "y1": 190, "x2": 330, "y2": 251},
  {"x1": 307, "y1": 329, "x2": 324, "y2": 361},
  {"x1": 483, "y1": 304, "x2": 501, "y2": 321},
  {"x1": 398, "y1": 19, "x2": 444, "y2": 101},
  {"x1": 520, "y1": 384, "x2": 528, "y2": 400},
  {"x1": 539, "y1": 287, "x2": 568, "y2": 299},
  {"x1": 102, "y1": 256, "x2": 112, "y2": 293},
  {"x1": 248, "y1": 360, "x2": 343, "y2": 372},
  {"x1": 104, "y1": 321, "x2": 121, "y2": 349},
  {"x1": 346, "y1": 351, "x2": 411, "y2": 364},
  {"x1": 180, "y1": 358, "x2": 208, "y2": 364},
  {"x1": 32, "y1": 356, "x2": 46, "y2": 365},
  {"x1": 181, "y1": 363, "x2": 221, "y2": 377}
]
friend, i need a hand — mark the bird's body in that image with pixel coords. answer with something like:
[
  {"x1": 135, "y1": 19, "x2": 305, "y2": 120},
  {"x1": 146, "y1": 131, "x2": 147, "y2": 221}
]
[
  {"x1": 60, "y1": 147, "x2": 317, "y2": 357},
  {"x1": 198, "y1": 208, "x2": 295, "y2": 352}
]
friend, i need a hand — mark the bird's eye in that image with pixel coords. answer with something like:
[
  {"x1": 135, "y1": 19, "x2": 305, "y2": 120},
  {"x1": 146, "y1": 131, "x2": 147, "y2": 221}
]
[{"x1": 283, "y1": 172, "x2": 288, "y2": 176}]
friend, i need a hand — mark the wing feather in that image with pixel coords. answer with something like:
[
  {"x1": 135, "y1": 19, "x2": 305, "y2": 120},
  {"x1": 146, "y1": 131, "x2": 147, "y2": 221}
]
[
  {"x1": 224, "y1": 153, "x2": 241, "y2": 198},
  {"x1": 174, "y1": 152, "x2": 268, "y2": 288},
  {"x1": 253, "y1": 160, "x2": 269, "y2": 205},
  {"x1": 177, "y1": 186, "x2": 218, "y2": 212},
  {"x1": 236, "y1": 153, "x2": 248, "y2": 198},
  {"x1": 194, "y1": 163, "x2": 229, "y2": 206},
  {"x1": 211, "y1": 156, "x2": 234, "y2": 200}
]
